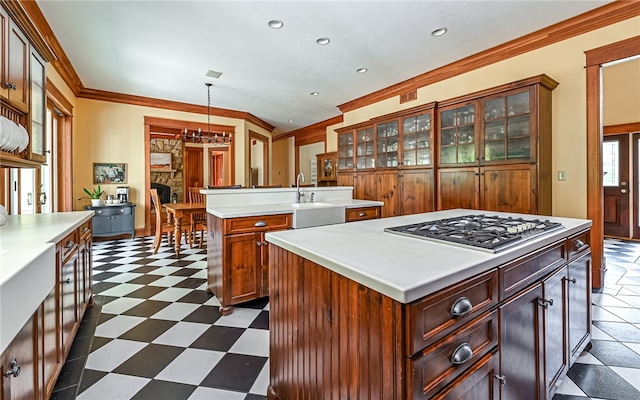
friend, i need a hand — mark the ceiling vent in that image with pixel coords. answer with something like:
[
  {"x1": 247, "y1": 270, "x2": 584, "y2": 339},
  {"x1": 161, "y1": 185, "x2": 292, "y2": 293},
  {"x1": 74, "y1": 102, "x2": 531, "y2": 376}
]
[
  {"x1": 400, "y1": 90, "x2": 417, "y2": 104},
  {"x1": 205, "y1": 70, "x2": 223, "y2": 79}
]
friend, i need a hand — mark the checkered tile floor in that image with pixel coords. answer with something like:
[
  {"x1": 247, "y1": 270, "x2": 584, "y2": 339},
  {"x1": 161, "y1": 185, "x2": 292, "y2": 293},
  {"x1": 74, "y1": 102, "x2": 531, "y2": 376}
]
[{"x1": 50, "y1": 236, "x2": 640, "y2": 399}]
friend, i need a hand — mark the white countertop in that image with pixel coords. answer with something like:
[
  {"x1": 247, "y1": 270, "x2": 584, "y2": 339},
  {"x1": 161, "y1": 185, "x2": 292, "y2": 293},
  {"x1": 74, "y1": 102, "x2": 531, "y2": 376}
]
[
  {"x1": 0, "y1": 211, "x2": 93, "y2": 353},
  {"x1": 265, "y1": 209, "x2": 592, "y2": 304},
  {"x1": 208, "y1": 199, "x2": 383, "y2": 218}
]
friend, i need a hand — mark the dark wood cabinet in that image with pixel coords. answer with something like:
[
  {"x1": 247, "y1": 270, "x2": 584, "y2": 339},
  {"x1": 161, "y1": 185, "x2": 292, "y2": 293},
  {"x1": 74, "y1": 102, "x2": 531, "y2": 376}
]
[
  {"x1": 316, "y1": 151, "x2": 337, "y2": 186},
  {"x1": 268, "y1": 229, "x2": 591, "y2": 400},
  {"x1": 345, "y1": 205, "x2": 381, "y2": 222},
  {"x1": 208, "y1": 213, "x2": 290, "y2": 315},
  {"x1": 436, "y1": 75, "x2": 557, "y2": 215},
  {"x1": 1, "y1": 219, "x2": 93, "y2": 400}
]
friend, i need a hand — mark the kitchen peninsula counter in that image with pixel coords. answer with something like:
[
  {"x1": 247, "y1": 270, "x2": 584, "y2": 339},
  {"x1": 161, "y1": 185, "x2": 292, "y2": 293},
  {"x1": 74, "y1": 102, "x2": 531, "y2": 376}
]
[{"x1": 265, "y1": 209, "x2": 592, "y2": 400}]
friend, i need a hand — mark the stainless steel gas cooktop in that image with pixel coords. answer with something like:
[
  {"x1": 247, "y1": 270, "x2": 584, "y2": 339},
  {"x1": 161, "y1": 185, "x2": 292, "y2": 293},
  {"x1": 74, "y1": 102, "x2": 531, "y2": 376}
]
[{"x1": 384, "y1": 214, "x2": 564, "y2": 253}]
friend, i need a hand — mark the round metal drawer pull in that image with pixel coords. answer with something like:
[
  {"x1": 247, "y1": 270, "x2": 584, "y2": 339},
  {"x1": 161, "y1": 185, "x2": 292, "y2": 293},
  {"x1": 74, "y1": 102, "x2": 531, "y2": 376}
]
[
  {"x1": 254, "y1": 221, "x2": 267, "y2": 227},
  {"x1": 450, "y1": 296, "x2": 473, "y2": 317},
  {"x1": 358, "y1": 212, "x2": 367, "y2": 217},
  {"x1": 4, "y1": 358, "x2": 20, "y2": 378},
  {"x1": 451, "y1": 343, "x2": 473, "y2": 365}
]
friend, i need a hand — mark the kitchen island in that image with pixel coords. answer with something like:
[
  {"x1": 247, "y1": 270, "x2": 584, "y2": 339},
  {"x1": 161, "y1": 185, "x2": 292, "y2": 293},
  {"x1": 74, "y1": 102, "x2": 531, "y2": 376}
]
[
  {"x1": 203, "y1": 186, "x2": 383, "y2": 315},
  {"x1": 265, "y1": 209, "x2": 592, "y2": 400},
  {"x1": 0, "y1": 211, "x2": 94, "y2": 400}
]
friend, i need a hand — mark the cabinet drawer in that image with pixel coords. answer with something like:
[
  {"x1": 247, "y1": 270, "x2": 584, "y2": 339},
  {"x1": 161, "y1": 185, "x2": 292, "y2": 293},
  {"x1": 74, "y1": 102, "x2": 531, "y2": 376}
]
[
  {"x1": 407, "y1": 269, "x2": 498, "y2": 357},
  {"x1": 408, "y1": 310, "x2": 498, "y2": 399},
  {"x1": 224, "y1": 214, "x2": 291, "y2": 234},
  {"x1": 500, "y1": 241, "x2": 565, "y2": 301},
  {"x1": 94, "y1": 205, "x2": 132, "y2": 216},
  {"x1": 59, "y1": 229, "x2": 78, "y2": 261},
  {"x1": 345, "y1": 206, "x2": 381, "y2": 222},
  {"x1": 567, "y1": 229, "x2": 590, "y2": 261},
  {"x1": 431, "y1": 351, "x2": 500, "y2": 400},
  {"x1": 79, "y1": 219, "x2": 92, "y2": 240}
]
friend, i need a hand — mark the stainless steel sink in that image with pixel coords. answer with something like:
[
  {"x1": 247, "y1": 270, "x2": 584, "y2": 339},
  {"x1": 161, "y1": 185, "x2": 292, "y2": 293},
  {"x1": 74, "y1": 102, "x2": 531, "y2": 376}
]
[{"x1": 289, "y1": 203, "x2": 346, "y2": 228}]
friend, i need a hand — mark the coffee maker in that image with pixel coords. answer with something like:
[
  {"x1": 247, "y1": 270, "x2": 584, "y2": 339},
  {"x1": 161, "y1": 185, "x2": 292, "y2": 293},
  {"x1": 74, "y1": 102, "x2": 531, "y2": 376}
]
[{"x1": 116, "y1": 186, "x2": 129, "y2": 203}]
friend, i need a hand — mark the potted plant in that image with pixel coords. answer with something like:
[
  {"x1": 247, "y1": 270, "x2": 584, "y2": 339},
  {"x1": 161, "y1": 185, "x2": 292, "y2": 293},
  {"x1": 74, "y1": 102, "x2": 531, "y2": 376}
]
[{"x1": 82, "y1": 185, "x2": 104, "y2": 207}]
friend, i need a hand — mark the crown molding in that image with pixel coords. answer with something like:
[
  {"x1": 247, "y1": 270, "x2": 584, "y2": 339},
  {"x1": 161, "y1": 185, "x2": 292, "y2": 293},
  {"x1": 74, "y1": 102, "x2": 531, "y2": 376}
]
[
  {"x1": 338, "y1": 1, "x2": 640, "y2": 113},
  {"x1": 273, "y1": 115, "x2": 343, "y2": 142}
]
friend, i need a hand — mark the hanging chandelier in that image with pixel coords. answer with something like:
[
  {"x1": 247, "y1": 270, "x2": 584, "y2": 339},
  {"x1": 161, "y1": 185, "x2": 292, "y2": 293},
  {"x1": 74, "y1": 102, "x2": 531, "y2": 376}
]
[{"x1": 183, "y1": 83, "x2": 232, "y2": 145}]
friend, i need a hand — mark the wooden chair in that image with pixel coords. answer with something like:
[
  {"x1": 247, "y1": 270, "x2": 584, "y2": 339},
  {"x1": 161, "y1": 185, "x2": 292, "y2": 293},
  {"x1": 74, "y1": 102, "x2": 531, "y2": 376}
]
[
  {"x1": 188, "y1": 187, "x2": 208, "y2": 247},
  {"x1": 252, "y1": 184, "x2": 282, "y2": 188},
  {"x1": 150, "y1": 189, "x2": 191, "y2": 254}
]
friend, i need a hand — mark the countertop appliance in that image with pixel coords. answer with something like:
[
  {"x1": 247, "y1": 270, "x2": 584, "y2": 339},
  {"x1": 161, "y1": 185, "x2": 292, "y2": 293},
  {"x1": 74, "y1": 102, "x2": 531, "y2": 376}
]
[
  {"x1": 116, "y1": 186, "x2": 129, "y2": 203},
  {"x1": 384, "y1": 214, "x2": 563, "y2": 253}
]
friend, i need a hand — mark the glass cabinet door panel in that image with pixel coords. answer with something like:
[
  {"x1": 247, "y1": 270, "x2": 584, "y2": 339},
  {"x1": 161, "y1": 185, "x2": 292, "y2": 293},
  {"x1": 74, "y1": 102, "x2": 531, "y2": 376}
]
[
  {"x1": 375, "y1": 121, "x2": 399, "y2": 168},
  {"x1": 441, "y1": 110, "x2": 456, "y2": 128},
  {"x1": 507, "y1": 137, "x2": 530, "y2": 159},
  {"x1": 458, "y1": 125, "x2": 475, "y2": 144},
  {"x1": 485, "y1": 141, "x2": 506, "y2": 162},
  {"x1": 417, "y1": 114, "x2": 431, "y2": 131},
  {"x1": 441, "y1": 128, "x2": 456, "y2": 146},
  {"x1": 484, "y1": 98, "x2": 505, "y2": 120},
  {"x1": 404, "y1": 117, "x2": 417, "y2": 133},
  {"x1": 507, "y1": 115, "x2": 530, "y2": 137},
  {"x1": 377, "y1": 153, "x2": 387, "y2": 168},
  {"x1": 507, "y1": 92, "x2": 530, "y2": 115},
  {"x1": 30, "y1": 52, "x2": 46, "y2": 162},
  {"x1": 458, "y1": 144, "x2": 476, "y2": 163},
  {"x1": 418, "y1": 132, "x2": 430, "y2": 148},
  {"x1": 338, "y1": 132, "x2": 354, "y2": 170},
  {"x1": 485, "y1": 121, "x2": 506, "y2": 141},
  {"x1": 441, "y1": 146, "x2": 456, "y2": 164},
  {"x1": 404, "y1": 153, "x2": 416, "y2": 167},
  {"x1": 417, "y1": 148, "x2": 431, "y2": 165}
]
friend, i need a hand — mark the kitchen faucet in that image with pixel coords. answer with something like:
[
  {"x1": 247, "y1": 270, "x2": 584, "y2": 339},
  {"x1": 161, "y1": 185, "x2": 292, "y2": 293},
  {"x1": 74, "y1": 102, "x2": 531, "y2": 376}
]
[{"x1": 296, "y1": 172, "x2": 305, "y2": 203}]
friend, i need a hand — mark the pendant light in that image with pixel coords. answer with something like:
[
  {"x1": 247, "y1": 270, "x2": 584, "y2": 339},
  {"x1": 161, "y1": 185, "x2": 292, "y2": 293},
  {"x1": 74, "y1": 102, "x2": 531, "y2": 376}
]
[{"x1": 183, "y1": 83, "x2": 232, "y2": 145}]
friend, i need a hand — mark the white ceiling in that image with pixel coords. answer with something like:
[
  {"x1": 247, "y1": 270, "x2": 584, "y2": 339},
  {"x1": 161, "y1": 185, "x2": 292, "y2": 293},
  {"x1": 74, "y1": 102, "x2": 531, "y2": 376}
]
[{"x1": 36, "y1": 0, "x2": 611, "y2": 133}]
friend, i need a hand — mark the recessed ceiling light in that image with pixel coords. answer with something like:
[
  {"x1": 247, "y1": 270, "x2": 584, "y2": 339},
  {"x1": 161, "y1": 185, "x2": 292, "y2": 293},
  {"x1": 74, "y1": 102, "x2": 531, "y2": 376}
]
[
  {"x1": 316, "y1": 37, "x2": 330, "y2": 45},
  {"x1": 204, "y1": 69, "x2": 223, "y2": 79},
  {"x1": 431, "y1": 27, "x2": 447, "y2": 37},
  {"x1": 310, "y1": 92, "x2": 319, "y2": 96},
  {"x1": 268, "y1": 20, "x2": 284, "y2": 29},
  {"x1": 356, "y1": 68, "x2": 368, "y2": 73},
  {"x1": 288, "y1": 119, "x2": 294, "y2": 123}
]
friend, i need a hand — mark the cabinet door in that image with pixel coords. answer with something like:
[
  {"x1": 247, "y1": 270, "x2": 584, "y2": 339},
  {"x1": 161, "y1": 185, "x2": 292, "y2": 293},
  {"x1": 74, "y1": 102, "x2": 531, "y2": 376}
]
[
  {"x1": 498, "y1": 283, "x2": 544, "y2": 400},
  {"x1": 438, "y1": 103, "x2": 477, "y2": 166},
  {"x1": 78, "y1": 237, "x2": 93, "y2": 307},
  {"x1": 29, "y1": 50, "x2": 46, "y2": 163},
  {"x1": 338, "y1": 131, "x2": 354, "y2": 171},
  {"x1": 40, "y1": 287, "x2": 60, "y2": 399},
  {"x1": 259, "y1": 233, "x2": 269, "y2": 297},
  {"x1": 0, "y1": 6, "x2": 8, "y2": 100},
  {"x1": 376, "y1": 171, "x2": 399, "y2": 217},
  {"x1": 481, "y1": 164, "x2": 536, "y2": 214},
  {"x1": 111, "y1": 214, "x2": 133, "y2": 234},
  {"x1": 355, "y1": 126, "x2": 375, "y2": 170},
  {"x1": 543, "y1": 266, "x2": 567, "y2": 395},
  {"x1": 7, "y1": 20, "x2": 28, "y2": 112},
  {"x1": 482, "y1": 88, "x2": 534, "y2": 164},
  {"x1": 225, "y1": 232, "x2": 261, "y2": 304},
  {"x1": 0, "y1": 316, "x2": 36, "y2": 400},
  {"x1": 401, "y1": 169, "x2": 434, "y2": 215},
  {"x1": 568, "y1": 253, "x2": 591, "y2": 364},
  {"x1": 402, "y1": 112, "x2": 433, "y2": 168},
  {"x1": 337, "y1": 172, "x2": 354, "y2": 188},
  {"x1": 354, "y1": 171, "x2": 377, "y2": 201},
  {"x1": 60, "y1": 252, "x2": 78, "y2": 355},
  {"x1": 375, "y1": 120, "x2": 399, "y2": 168},
  {"x1": 437, "y1": 167, "x2": 478, "y2": 210}
]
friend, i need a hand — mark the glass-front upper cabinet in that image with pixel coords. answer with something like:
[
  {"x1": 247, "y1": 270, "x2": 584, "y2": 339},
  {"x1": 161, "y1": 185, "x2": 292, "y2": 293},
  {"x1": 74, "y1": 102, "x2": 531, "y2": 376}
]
[
  {"x1": 438, "y1": 103, "x2": 476, "y2": 166},
  {"x1": 338, "y1": 131, "x2": 354, "y2": 170},
  {"x1": 29, "y1": 50, "x2": 46, "y2": 163},
  {"x1": 376, "y1": 120, "x2": 399, "y2": 168},
  {"x1": 483, "y1": 88, "x2": 533, "y2": 163},
  {"x1": 402, "y1": 112, "x2": 432, "y2": 167},
  {"x1": 355, "y1": 126, "x2": 375, "y2": 169}
]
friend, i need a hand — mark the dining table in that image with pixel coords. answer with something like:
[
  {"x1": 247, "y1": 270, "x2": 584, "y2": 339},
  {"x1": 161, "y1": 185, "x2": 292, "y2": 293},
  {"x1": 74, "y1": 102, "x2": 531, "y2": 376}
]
[{"x1": 163, "y1": 202, "x2": 206, "y2": 256}]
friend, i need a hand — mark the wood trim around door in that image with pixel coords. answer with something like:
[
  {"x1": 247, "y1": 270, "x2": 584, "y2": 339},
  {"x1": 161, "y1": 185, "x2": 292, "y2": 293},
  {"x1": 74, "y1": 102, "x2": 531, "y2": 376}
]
[
  {"x1": 585, "y1": 35, "x2": 640, "y2": 289},
  {"x1": 249, "y1": 131, "x2": 269, "y2": 186}
]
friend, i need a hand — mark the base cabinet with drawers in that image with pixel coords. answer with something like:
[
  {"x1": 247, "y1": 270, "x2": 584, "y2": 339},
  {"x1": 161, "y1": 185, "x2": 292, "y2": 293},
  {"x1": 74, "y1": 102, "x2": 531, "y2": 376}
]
[
  {"x1": 267, "y1": 229, "x2": 591, "y2": 400},
  {"x1": 1, "y1": 219, "x2": 93, "y2": 400},
  {"x1": 207, "y1": 213, "x2": 291, "y2": 315}
]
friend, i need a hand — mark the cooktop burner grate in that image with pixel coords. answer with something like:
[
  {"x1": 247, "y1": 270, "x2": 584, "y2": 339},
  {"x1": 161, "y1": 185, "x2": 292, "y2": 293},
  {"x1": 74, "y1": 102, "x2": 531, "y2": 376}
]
[{"x1": 384, "y1": 214, "x2": 563, "y2": 252}]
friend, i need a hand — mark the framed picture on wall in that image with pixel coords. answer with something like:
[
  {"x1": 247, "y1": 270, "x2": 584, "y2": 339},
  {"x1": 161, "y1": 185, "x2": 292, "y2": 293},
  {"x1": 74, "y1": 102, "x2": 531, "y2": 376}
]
[
  {"x1": 94, "y1": 163, "x2": 127, "y2": 184},
  {"x1": 150, "y1": 152, "x2": 172, "y2": 169}
]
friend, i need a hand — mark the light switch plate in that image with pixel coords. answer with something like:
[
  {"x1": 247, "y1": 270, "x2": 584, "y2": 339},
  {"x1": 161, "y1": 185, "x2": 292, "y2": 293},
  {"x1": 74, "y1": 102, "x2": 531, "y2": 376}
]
[{"x1": 558, "y1": 171, "x2": 566, "y2": 181}]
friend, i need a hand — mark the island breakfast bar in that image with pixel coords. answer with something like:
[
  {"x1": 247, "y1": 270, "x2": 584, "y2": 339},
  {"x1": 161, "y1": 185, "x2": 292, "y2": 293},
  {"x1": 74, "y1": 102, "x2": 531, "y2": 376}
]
[{"x1": 265, "y1": 209, "x2": 592, "y2": 400}]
